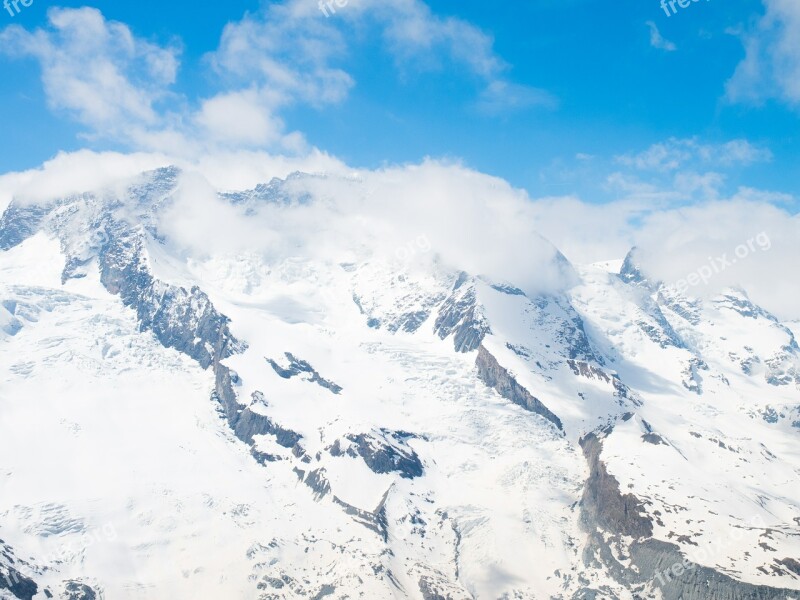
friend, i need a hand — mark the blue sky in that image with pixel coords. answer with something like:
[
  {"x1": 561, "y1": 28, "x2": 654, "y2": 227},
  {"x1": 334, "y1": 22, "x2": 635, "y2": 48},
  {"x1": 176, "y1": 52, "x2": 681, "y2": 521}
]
[{"x1": 0, "y1": 0, "x2": 798, "y2": 208}]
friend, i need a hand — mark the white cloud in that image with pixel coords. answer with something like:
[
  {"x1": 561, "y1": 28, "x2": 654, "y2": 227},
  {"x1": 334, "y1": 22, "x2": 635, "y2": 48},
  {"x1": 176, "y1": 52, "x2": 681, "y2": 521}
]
[
  {"x1": 0, "y1": 150, "x2": 172, "y2": 206},
  {"x1": 646, "y1": 21, "x2": 676, "y2": 52},
  {"x1": 208, "y1": 0, "x2": 551, "y2": 118},
  {"x1": 210, "y1": 3, "x2": 354, "y2": 108},
  {"x1": 0, "y1": 7, "x2": 315, "y2": 155},
  {"x1": 0, "y1": 149, "x2": 351, "y2": 207},
  {"x1": 1, "y1": 1, "x2": 548, "y2": 162},
  {"x1": 1, "y1": 145, "x2": 798, "y2": 321},
  {"x1": 153, "y1": 159, "x2": 576, "y2": 297},
  {"x1": 630, "y1": 200, "x2": 800, "y2": 320},
  {"x1": 370, "y1": 0, "x2": 504, "y2": 78},
  {"x1": 615, "y1": 138, "x2": 772, "y2": 172},
  {"x1": 528, "y1": 191, "x2": 800, "y2": 319},
  {"x1": 189, "y1": 149, "x2": 348, "y2": 191},
  {"x1": 0, "y1": 7, "x2": 179, "y2": 136},
  {"x1": 726, "y1": 0, "x2": 800, "y2": 107},
  {"x1": 195, "y1": 89, "x2": 295, "y2": 148},
  {"x1": 0, "y1": 5, "x2": 795, "y2": 320}
]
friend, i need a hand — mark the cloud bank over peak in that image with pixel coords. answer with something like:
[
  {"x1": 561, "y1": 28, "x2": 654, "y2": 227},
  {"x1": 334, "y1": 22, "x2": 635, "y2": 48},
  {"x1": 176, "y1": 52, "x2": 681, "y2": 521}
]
[
  {"x1": 2, "y1": 147, "x2": 797, "y2": 321},
  {"x1": 158, "y1": 161, "x2": 576, "y2": 299}
]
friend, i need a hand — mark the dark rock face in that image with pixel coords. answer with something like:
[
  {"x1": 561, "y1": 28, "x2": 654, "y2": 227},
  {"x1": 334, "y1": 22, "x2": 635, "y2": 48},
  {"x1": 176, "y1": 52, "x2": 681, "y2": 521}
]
[
  {"x1": 475, "y1": 346, "x2": 563, "y2": 431},
  {"x1": 579, "y1": 433, "x2": 653, "y2": 538},
  {"x1": 631, "y1": 538, "x2": 800, "y2": 600},
  {"x1": 0, "y1": 171, "x2": 244, "y2": 373},
  {"x1": 534, "y1": 295, "x2": 605, "y2": 364},
  {"x1": 213, "y1": 369, "x2": 304, "y2": 456},
  {"x1": 567, "y1": 360, "x2": 642, "y2": 407},
  {"x1": 301, "y1": 468, "x2": 332, "y2": 500},
  {"x1": 619, "y1": 248, "x2": 649, "y2": 286},
  {"x1": 637, "y1": 315, "x2": 685, "y2": 349},
  {"x1": 629, "y1": 292, "x2": 686, "y2": 350},
  {"x1": 0, "y1": 567, "x2": 38, "y2": 600},
  {"x1": 352, "y1": 284, "x2": 445, "y2": 335},
  {"x1": 333, "y1": 430, "x2": 424, "y2": 479},
  {"x1": 328, "y1": 430, "x2": 423, "y2": 480},
  {"x1": 391, "y1": 310, "x2": 431, "y2": 334},
  {"x1": 617, "y1": 251, "x2": 686, "y2": 350},
  {"x1": 660, "y1": 294, "x2": 703, "y2": 326},
  {"x1": 0, "y1": 202, "x2": 54, "y2": 251},
  {"x1": 286, "y1": 486, "x2": 393, "y2": 542},
  {"x1": 567, "y1": 360, "x2": 611, "y2": 382},
  {"x1": 234, "y1": 405, "x2": 302, "y2": 448},
  {"x1": 777, "y1": 557, "x2": 800, "y2": 576},
  {"x1": 490, "y1": 283, "x2": 526, "y2": 296},
  {"x1": 266, "y1": 353, "x2": 342, "y2": 394},
  {"x1": 578, "y1": 432, "x2": 799, "y2": 599},
  {"x1": 213, "y1": 365, "x2": 243, "y2": 428},
  {"x1": 99, "y1": 226, "x2": 244, "y2": 370},
  {"x1": 681, "y1": 357, "x2": 710, "y2": 394},
  {"x1": 434, "y1": 279, "x2": 489, "y2": 353},
  {"x1": 764, "y1": 350, "x2": 800, "y2": 387},
  {"x1": 718, "y1": 294, "x2": 775, "y2": 321},
  {"x1": 62, "y1": 581, "x2": 97, "y2": 600},
  {"x1": 0, "y1": 539, "x2": 39, "y2": 600}
]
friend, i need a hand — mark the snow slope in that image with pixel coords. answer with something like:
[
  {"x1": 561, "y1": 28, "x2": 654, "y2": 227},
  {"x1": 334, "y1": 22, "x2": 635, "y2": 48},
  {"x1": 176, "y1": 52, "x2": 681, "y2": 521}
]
[{"x1": 0, "y1": 167, "x2": 798, "y2": 600}]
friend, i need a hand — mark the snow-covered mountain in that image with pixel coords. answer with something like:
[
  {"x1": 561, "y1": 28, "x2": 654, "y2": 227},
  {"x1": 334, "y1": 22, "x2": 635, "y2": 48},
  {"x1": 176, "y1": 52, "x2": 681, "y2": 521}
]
[{"x1": 0, "y1": 167, "x2": 798, "y2": 600}]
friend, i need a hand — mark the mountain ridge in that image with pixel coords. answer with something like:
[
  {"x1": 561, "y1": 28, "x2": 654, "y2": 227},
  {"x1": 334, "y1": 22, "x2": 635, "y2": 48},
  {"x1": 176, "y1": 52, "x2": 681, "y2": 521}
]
[{"x1": 0, "y1": 167, "x2": 798, "y2": 599}]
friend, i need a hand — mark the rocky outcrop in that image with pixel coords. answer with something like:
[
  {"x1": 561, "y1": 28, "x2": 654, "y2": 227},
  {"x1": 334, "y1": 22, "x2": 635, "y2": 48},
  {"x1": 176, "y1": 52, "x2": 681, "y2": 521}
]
[
  {"x1": 0, "y1": 567, "x2": 37, "y2": 600},
  {"x1": 99, "y1": 225, "x2": 244, "y2": 369},
  {"x1": 62, "y1": 581, "x2": 98, "y2": 600},
  {"x1": 579, "y1": 432, "x2": 653, "y2": 538},
  {"x1": 619, "y1": 248, "x2": 649, "y2": 286},
  {"x1": 434, "y1": 275, "x2": 489, "y2": 353},
  {"x1": 329, "y1": 429, "x2": 424, "y2": 479},
  {"x1": 475, "y1": 346, "x2": 563, "y2": 431},
  {"x1": 535, "y1": 294, "x2": 605, "y2": 364},
  {"x1": 0, "y1": 539, "x2": 39, "y2": 600},
  {"x1": 213, "y1": 368, "x2": 304, "y2": 455},
  {"x1": 417, "y1": 575, "x2": 471, "y2": 600},
  {"x1": 578, "y1": 430, "x2": 800, "y2": 599},
  {"x1": 0, "y1": 202, "x2": 54, "y2": 251},
  {"x1": 682, "y1": 357, "x2": 710, "y2": 394},
  {"x1": 234, "y1": 405, "x2": 302, "y2": 448},
  {"x1": 267, "y1": 352, "x2": 342, "y2": 394}
]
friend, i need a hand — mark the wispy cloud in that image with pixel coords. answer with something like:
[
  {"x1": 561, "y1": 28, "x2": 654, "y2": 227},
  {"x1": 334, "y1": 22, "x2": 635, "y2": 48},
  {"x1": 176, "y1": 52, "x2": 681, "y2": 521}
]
[
  {"x1": 0, "y1": 1, "x2": 555, "y2": 154},
  {"x1": 726, "y1": 0, "x2": 800, "y2": 108},
  {"x1": 615, "y1": 137, "x2": 773, "y2": 172},
  {"x1": 646, "y1": 21, "x2": 676, "y2": 52},
  {"x1": 476, "y1": 81, "x2": 557, "y2": 115},
  {"x1": 211, "y1": 0, "x2": 554, "y2": 118},
  {"x1": 0, "y1": 7, "x2": 180, "y2": 136}
]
